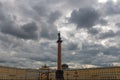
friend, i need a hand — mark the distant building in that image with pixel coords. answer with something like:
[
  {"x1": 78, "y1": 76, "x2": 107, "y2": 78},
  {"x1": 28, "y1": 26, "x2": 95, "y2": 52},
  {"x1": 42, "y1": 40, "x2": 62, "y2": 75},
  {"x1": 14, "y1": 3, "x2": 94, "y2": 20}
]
[
  {"x1": 0, "y1": 66, "x2": 39, "y2": 80},
  {"x1": 0, "y1": 66, "x2": 120, "y2": 80},
  {"x1": 64, "y1": 67, "x2": 120, "y2": 80}
]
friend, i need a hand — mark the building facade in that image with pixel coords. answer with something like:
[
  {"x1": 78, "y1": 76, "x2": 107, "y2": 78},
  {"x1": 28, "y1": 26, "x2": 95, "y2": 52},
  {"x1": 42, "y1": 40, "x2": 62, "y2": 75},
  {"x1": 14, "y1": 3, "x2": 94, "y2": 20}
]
[
  {"x1": 0, "y1": 66, "x2": 120, "y2": 80},
  {"x1": 64, "y1": 67, "x2": 120, "y2": 80},
  {"x1": 0, "y1": 66, "x2": 39, "y2": 80}
]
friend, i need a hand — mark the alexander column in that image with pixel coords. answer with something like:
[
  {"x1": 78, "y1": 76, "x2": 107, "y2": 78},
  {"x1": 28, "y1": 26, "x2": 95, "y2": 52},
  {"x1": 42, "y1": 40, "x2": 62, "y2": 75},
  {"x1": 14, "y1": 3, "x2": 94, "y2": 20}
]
[{"x1": 56, "y1": 32, "x2": 64, "y2": 80}]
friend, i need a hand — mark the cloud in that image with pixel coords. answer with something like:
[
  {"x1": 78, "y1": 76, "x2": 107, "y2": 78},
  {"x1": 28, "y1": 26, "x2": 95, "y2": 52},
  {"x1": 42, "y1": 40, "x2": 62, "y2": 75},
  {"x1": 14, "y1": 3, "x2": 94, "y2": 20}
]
[
  {"x1": 88, "y1": 28, "x2": 100, "y2": 35},
  {"x1": 0, "y1": 0, "x2": 120, "y2": 69},
  {"x1": 33, "y1": 5, "x2": 48, "y2": 17},
  {"x1": 116, "y1": 23, "x2": 120, "y2": 27},
  {"x1": 39, "y1": 11, "x2": 61, "y2": 40},
  {"x1": 40, "y1": 23, "x2": 58, "y2": 40},
  {"x1": 98, "y1": 30, "x2": 116, "y2": 39},
  {"x1": 69, "y1": 7, "x2": 100, "y2": 28},
  {"x1": 66, "y1": 0, "x2": 97, "y2": 9},
  {"x1": 1, "y1": 21, "x2": 38, "y2": 40},
  {"x1": 47, "y1": 11, "x2": 62, "y2": 24},
  {"x1": 67, "y1": 42, "x2": 78, "y2": 50},
  {"x1": 96, "y1": 30, "x2": 120, "y2": 39},
  {"x1": 91, "y1": 52, "x2": 119, "y2": 66},
  {"x1": 103, "y1": 0, "x2": 120, "y2": 15}
]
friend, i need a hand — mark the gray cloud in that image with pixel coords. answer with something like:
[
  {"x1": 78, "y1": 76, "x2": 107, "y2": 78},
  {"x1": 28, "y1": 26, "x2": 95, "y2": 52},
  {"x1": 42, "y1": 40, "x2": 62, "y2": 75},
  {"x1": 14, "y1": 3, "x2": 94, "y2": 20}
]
[
  {"x1": 88, "y1": 28, "x2": 99, "y2": 35},
  {"x1": 71, "y1": 43, "x2": 120, "y2": 67},
  {"x1": 0, "y1": 0, "x2": 60, "y2": 68},
  {"x1": 47, "y1": 11, "x2": 61, "y2": 24},
  {"x1": 33, "y1": 5, "x2": 48, "y2": 17},
  {"x1": 98, "y1": 30, "x2": 115, "y2": 39},
  {"x1": 0, "y1": 0, "x2": 120, "y2": 69},
  {"x1": 104, "y1": 0, "x2": 120, "y2": 15},
  {"x1": 65, "y1": 0, "x2": 97, "y2": 9},
  {"x1": 101, "y1": 47, "x2": 120, "y2": 55},
  {"x1": 116, "y1": 23, "x2": 120, "y2": 27},
  {"x1": 1, "y1": 22, "x2": 38, "y2": 40},
  {"x1": 98, "y1": 30, "x2": 120, "y2": 39},
  {"x1": 0, "y1": 3, "x2": 7, "y2": 22},
  {"x1": 39, "y1": 11, "x2": 61, "y2": 40},
  {"x1": 69, "y1": 7, "x2": 100, "y2": 28},
  {"x1": 99, "y1": 19, "x2": 108, "y2": 25},
  {"x1": 40, "y1": 24, "x2": 57, "y2": 40},
  {"x1": 29, "y1": 53, "x2": 57, "y2": 62}
]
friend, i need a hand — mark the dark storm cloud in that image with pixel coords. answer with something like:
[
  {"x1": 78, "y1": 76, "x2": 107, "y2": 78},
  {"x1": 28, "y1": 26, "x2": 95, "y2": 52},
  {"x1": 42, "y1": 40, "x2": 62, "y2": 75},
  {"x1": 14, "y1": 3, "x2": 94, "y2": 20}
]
[
  {"x1": 69, "y1": 7, "x2": 100, "y2": 28},
  {"x1": 1, "y1": 22, "x2": 38, "y2": 40}
]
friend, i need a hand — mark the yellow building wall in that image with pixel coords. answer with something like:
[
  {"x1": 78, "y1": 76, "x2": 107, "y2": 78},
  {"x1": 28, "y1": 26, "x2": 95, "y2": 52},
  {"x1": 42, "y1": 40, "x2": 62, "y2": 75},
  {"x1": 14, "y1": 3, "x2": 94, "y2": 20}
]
[
  {"x1": 63, "y1": 67, "x2": 120, "y2": 80},
  {"x1": 1, "y1": 66, "x2": 120, "y2": 80},
  {"x1": 15, "y1": 69, "x2": 26, "y2": 80},
  {"x1": 0, "y1": 67, "x2": 9, "y2": 79},
  {"x1": 0, "y1": 66, "x2": 39, "y2": 80}
]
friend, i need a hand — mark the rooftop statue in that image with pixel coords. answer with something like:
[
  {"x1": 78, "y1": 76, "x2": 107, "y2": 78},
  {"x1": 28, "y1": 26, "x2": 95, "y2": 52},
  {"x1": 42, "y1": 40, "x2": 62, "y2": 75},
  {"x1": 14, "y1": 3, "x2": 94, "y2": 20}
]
[{"x1": 58, "y1": 32, "x2": 61, "y2": 40}]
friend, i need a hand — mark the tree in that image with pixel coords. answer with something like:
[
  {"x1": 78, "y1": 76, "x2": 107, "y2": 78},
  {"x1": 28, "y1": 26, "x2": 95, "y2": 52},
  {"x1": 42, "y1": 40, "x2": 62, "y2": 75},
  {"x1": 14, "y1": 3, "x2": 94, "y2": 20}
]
[{"x1": 62, "y1": 64, "x2": 69, "y2": 70}]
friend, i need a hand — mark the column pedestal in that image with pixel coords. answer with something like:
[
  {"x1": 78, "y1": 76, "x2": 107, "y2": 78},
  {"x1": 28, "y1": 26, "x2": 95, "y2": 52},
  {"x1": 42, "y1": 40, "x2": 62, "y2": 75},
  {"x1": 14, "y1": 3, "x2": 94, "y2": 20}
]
[{"x1": 56, "y1": 70, "x2": 64, "y2": 80}]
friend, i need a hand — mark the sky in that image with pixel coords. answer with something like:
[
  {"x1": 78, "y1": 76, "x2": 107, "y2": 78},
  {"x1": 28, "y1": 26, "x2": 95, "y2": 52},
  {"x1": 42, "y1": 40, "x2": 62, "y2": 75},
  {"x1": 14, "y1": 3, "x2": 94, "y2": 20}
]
[{"x1": 0, "y1": 0, "x2": 120, "y2": 69}]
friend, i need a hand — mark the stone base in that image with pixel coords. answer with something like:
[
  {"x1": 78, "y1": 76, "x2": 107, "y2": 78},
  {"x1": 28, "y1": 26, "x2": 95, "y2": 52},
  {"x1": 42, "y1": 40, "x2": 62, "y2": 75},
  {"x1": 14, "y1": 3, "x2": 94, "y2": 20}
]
[{"x1": 56, "y1": 70, "x2": 64, "y2": 80}]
